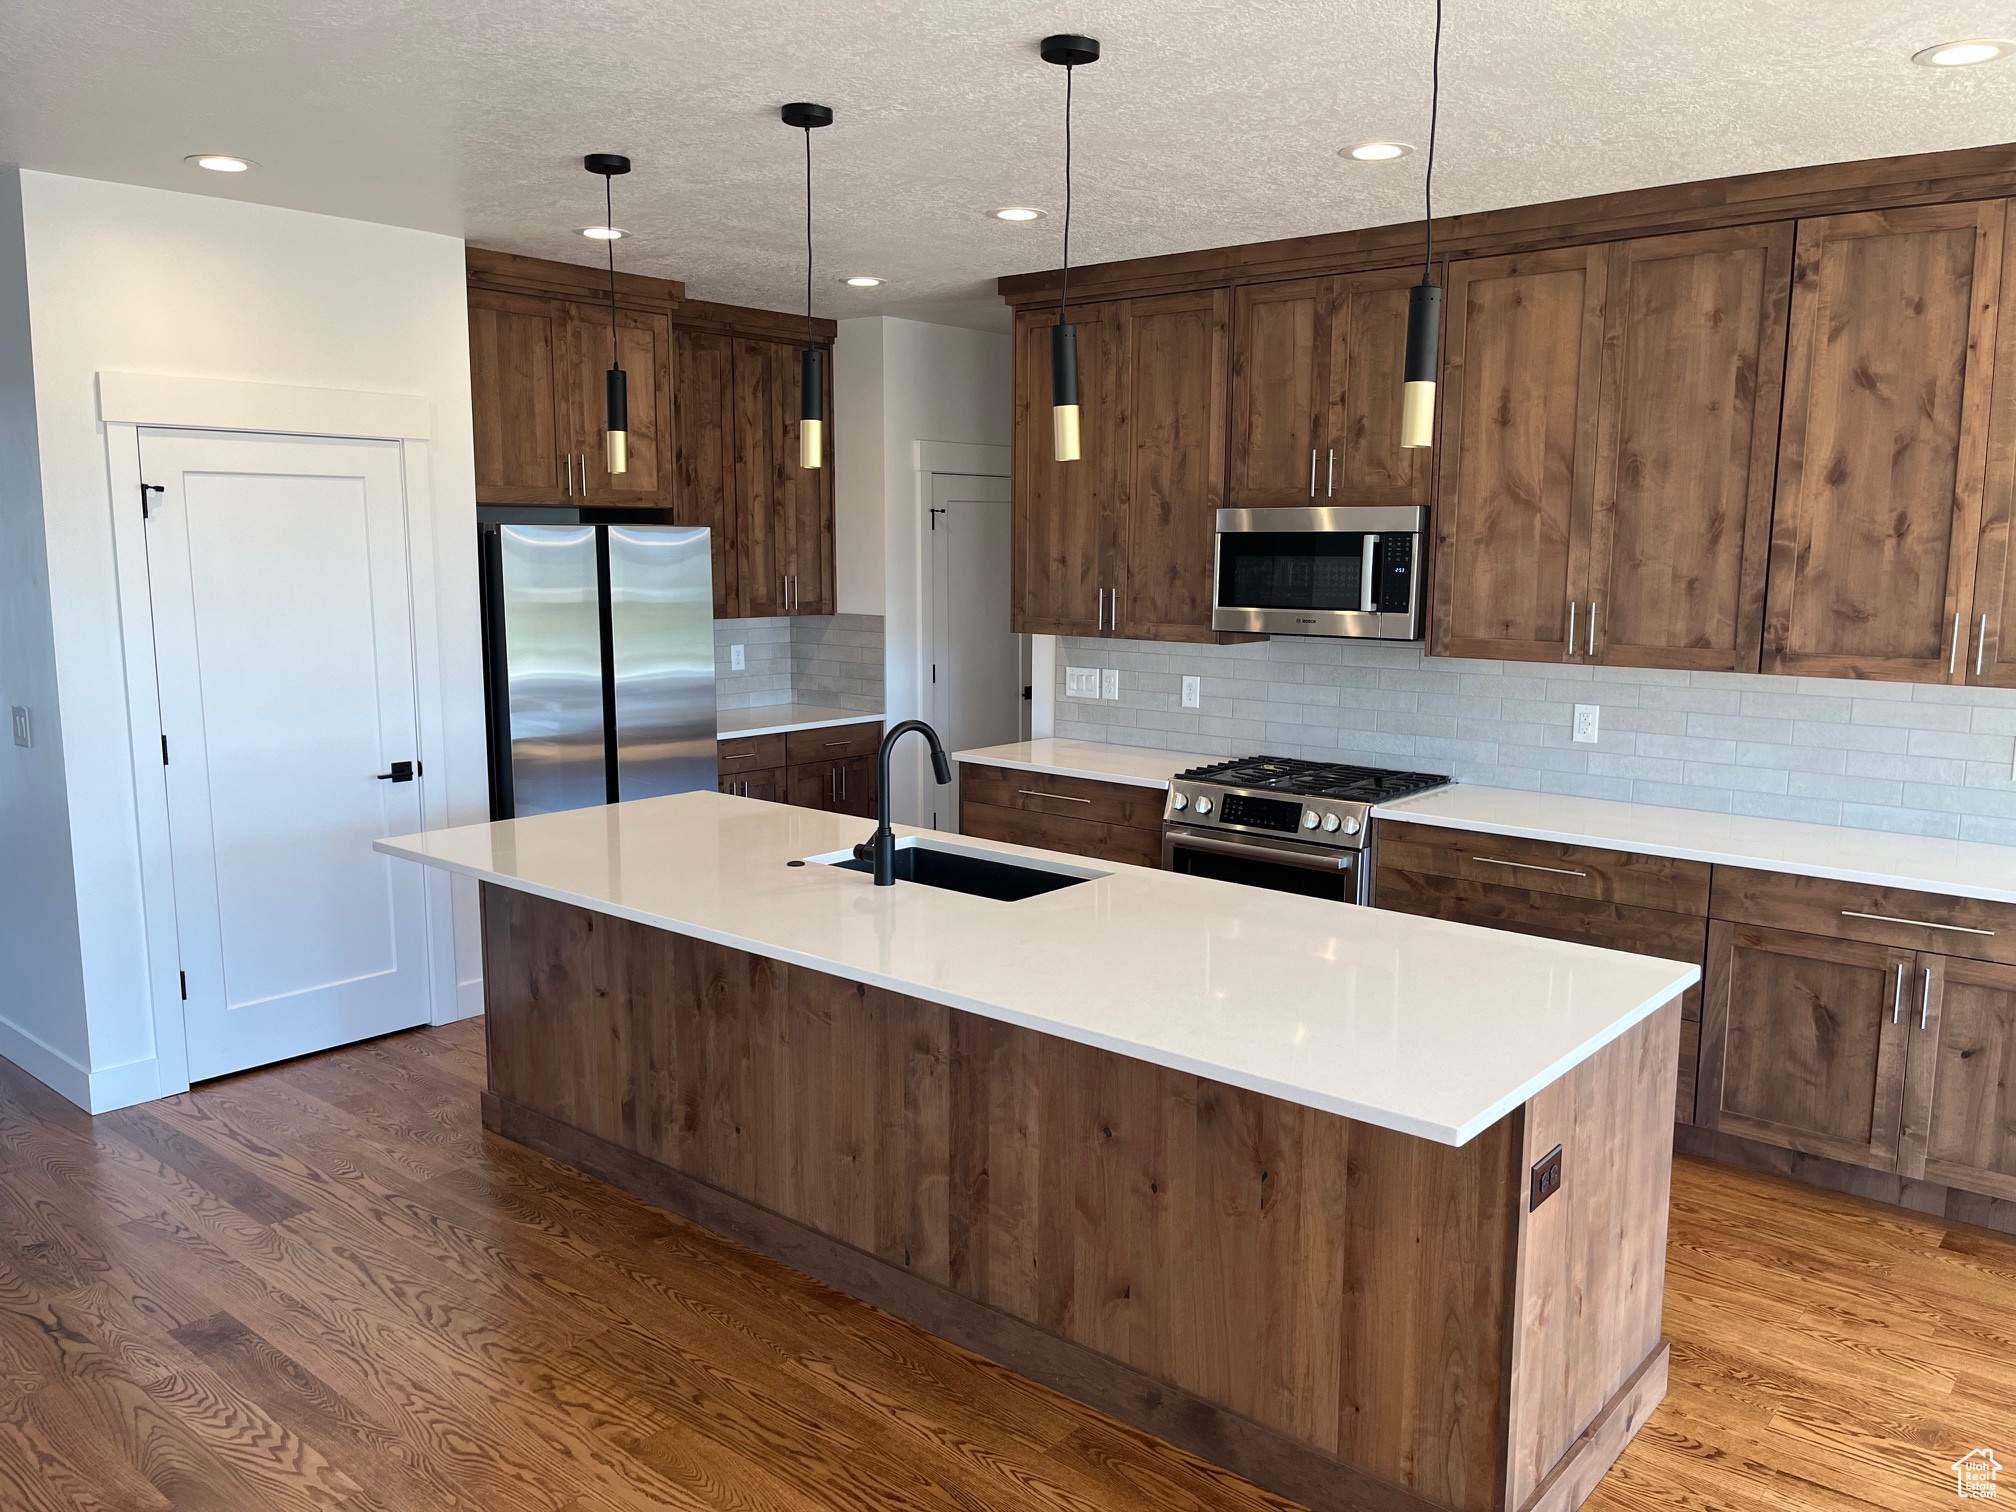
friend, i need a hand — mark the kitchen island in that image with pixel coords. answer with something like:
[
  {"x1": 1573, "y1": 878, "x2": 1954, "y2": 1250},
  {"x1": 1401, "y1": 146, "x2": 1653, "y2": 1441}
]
[{"x1": 379, "y1": 792, "x2": 1698, "y2": 1512}]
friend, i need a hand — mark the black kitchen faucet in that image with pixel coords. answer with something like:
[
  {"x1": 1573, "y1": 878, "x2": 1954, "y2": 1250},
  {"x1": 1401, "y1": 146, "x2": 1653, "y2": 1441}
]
[{"x1": 852, "y1": 720, "x2": 952, "y2": 885}]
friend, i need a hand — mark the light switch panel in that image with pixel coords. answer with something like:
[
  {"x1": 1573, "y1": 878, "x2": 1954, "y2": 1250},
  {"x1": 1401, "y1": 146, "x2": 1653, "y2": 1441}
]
[
  {"x1": 729, "y1": 644, "x2": 746, "y2": 672},
  {"x1": 1065, "y1": 666, "x2": 1101, "y2": 699},
  {"x1": 1101, "y1": 669, "x2": 1121, "y2": 700},
  {"x1": 1181, "y1": 676, "x2": 1201, "y2": 710},
  {"x1": 1573, "y1": 704, "x2": 1600, "y2": 744},
  {"x1": 9, "y1": 706, "x2": 29, "y2": 748}
]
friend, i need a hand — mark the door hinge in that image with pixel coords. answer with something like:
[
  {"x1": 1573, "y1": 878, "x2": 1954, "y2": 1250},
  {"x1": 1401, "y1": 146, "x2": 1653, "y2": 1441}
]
[
  {"x1": 161, "y1": 735, "x2": 170, "y2": 765},
  {"x1": 140, "y1": 483, "x2": 164, "y2": 518},
  {"x1": 179, "y1": 970, "x2": 188, "y2": 1001}
]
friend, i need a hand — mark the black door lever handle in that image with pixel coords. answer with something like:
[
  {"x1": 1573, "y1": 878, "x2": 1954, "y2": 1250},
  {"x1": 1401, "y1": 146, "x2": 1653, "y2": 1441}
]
[{"x1": 376, "y1": 761, "x2": 420, "y2": 782}]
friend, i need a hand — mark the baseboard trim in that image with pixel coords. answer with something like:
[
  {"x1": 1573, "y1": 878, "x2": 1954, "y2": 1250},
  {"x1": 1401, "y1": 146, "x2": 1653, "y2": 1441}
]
[
  {"x1": 483, "y1": 1090, "x2": 1448, "y2": 1512},
  {"x1": 0, "y1": 1018, "x2": 92, "y2": 1109}
]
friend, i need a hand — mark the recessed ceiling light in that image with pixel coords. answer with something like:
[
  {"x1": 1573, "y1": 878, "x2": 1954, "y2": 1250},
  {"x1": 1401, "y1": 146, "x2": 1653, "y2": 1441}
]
[
  {"x1": 186, "y1": 154, "x2": 254, "y2": 173},
  {"x1": 993, "y1": 206, "x2": 1046, "y2": 222},
  {"x1": 580, "y1": 226, "x2": 625, "y2": 240},
  {"x1": 842, "y1": 276, "x2": 884, "y2": 287},
  {"x1": 1343, "y1": 142, "x2": 1412, "y2": 162},
  {"x1": 1912, "y1": 38, "x2": 2013, "y2": 67}
]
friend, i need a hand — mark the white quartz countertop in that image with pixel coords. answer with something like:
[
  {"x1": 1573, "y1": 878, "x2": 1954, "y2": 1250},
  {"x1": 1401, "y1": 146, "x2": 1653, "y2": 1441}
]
[
  {"x1": 1373, "y1": 785, "x2": 2016, "y2": 905},
  {"x1": 954, "y1": 738, "x2": 1219, "y2": 790},
  {"x1": 377, "y1": 792, "x2": 1696, "y2": 1146},
  {"x1": 718, "y1": 705, "x2": 882, "y2": 739}
]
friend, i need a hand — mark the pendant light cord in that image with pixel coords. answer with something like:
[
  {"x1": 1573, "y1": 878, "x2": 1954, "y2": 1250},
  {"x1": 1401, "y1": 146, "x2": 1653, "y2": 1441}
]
[
  {"x1": 1060, "y1": 61, "x2": 1074, "y2": 323},
  {"x1": 605, "y1": 174, "x2": 619, "y2": 364},
  {"x1": 1423, "y1": 0, "x2": 1441, "y2": 281},
  {"x1": 804, "y1": 125, "x2": 815, "y2": 346}
]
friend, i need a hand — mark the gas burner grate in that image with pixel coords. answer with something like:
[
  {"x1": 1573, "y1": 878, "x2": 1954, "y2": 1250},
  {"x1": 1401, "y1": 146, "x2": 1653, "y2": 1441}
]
[{"x1": 1174, "y1": 756, "x2": 1450, "y2": 803}]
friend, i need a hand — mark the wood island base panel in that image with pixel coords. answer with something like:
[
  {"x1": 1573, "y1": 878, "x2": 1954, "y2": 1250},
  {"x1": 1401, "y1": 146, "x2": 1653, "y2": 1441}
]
[{"x1": 480, "y1": 882, "x2": 1682, "y2": 1512}]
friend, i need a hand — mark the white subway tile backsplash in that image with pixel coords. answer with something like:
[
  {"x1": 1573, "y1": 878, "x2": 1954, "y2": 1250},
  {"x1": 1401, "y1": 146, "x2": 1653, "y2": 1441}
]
[
  {"x1": 1057, "y1": 635, "x2": 2016, "y2": 843},
  {"x1": 716, "y1": 615, "x2": 885, "y2": 713}
]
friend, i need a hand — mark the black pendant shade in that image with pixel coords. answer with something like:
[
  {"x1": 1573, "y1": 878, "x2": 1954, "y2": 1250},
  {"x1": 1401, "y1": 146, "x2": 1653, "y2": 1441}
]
[
  {"x1": 783, "y1": 103, "x2": 833, "y2": 470},
  {"x1": 1043, "y1": 34, "x2": 1098, "y2": 464},
  {"x1": 585, "y1": 153, "x2": 632, "y2": 474}
]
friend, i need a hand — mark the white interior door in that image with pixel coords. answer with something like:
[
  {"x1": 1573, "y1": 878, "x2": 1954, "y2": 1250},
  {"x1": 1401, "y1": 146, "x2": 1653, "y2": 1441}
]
[
  {"x1": 924, "y1": 473, "x2": 1020, "y2": 831},
  {"x1": 140, "y1": 429, "x2": 431, "y2": 1081}
]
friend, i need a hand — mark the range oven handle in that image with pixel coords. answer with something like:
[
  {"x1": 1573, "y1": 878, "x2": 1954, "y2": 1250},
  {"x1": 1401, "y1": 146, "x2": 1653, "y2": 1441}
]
[{"x1": 1164, "y1": 826, "x2": 1356, "y2": 872}]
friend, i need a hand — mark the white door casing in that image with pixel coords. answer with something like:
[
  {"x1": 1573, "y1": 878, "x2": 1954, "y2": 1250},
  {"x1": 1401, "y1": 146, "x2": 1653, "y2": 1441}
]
[
  {"x1": 924, "y1": 472, "x2": 1020, "y2": 832},
  {"x1": 140, "y1": 429, "x2": 432, "y2": 1080}
]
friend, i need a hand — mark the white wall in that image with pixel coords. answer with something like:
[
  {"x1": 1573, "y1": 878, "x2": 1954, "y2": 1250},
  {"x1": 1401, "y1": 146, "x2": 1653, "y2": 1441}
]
[
  {"x1": 833, "y1": 316, "x2": 1011, "y2": 823},
  {"x1": 0, "y1": 171, "x2": 93, "y2": 1093},
  {"x1": 5, "y1": 171, "x2": 484, "y2": 1110}
]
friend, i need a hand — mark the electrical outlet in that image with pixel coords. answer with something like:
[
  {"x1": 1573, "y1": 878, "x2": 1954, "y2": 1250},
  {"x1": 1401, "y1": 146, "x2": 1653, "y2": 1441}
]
[
  {"x1": 729, "y1": 644, "x2": 746, "y2": 672},
  {"x1": 1181, "y1": 675, "x2": 1201, "y2": 710},
  {"x1": 1530, "y1": 1144, "x2": 1563, "y2": 1211},
  {"x1": 1573, "y1": 704, "x2": 1600, "y2": 744},
  {"x1": 1065, "y1": 666, "x2": 1101, "y2": 699},
  {"x1": 9, "y1": 706, "x2": 29, "y2": 748},
  {"x1": 1101, "y1": 668, "x2": 1120, "y2": 701}
]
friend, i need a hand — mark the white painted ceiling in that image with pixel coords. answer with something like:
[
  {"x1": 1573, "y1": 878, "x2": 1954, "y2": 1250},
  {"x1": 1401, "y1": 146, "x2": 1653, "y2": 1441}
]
[{"x1": 3, "y1": 1, "x2": 2013, "y2": 330}]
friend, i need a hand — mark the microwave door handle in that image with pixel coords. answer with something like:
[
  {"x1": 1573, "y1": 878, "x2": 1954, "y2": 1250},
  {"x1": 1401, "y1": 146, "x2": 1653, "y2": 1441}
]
[{"x1": 1361, "y1": 534, "x2": 1379, "y2": 613}]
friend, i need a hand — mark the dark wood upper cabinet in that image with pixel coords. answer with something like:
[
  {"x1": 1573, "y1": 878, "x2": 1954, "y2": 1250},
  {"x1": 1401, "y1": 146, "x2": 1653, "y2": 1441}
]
[
  {"x1": 1117, "y1": 289, "x2": 1230, "y2": 642},
  {"x1": 1228, "y1": 277, "x2": 1330, "y2": 507},
  {"x1": 1586, "y1": 226, "x2": 1792, "y2": 672},
  {"x1": 567, "y1": 305, "x2": 672, "y2": 507},
  {"x1": 1432, "y1": 246, "x2": 1605, "y2": 663},
  {"x1": 469, "y1": 288, "x2": 571, "y2": 503},
  {"x1": 1763, "y1": 201, "x2": 2008, "y2": 682},
  {"x1": 1012, "y1": 304, "x2": 1127, "y2": 636},
  {"x1": 1326, "y1": 266, "x2": 1436, "y2": 509},
  {"x1": 733, "y1": 338, "x2": 790, "y2": 619},
  {"x1": 1698, "y1": 920, "x2": 1914, "y2": 1171},
  {"x1": 1969, "y1": 221, "x2": 2016, "y2": 687},
  {"x1": 671, "y1": 327, "x2": 738, "y2": 617}
]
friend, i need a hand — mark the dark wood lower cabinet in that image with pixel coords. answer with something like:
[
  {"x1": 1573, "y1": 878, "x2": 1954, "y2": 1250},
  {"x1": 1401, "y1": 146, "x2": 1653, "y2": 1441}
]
[
  {"x1": 716, "y1": 723, "x2": 881, "y2": 818},
  {"x1": 1900, "y1": 954, "x2": 2016, "y2": 1202},
  {"x1": 480, "y1": 883, "x2": 1678, "y2": 1512},
  {"x1": 956, "y1": 763, "x2": 1166, "y2": 868},
  {"x1": 788, "y1": 754, "x2": 877, "y2": 818}
]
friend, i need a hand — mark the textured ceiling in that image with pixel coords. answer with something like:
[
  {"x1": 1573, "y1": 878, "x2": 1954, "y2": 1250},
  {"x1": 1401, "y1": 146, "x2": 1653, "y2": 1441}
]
[{"x1": 2, "y1": 1, "x2": 2013, "y2": 331}]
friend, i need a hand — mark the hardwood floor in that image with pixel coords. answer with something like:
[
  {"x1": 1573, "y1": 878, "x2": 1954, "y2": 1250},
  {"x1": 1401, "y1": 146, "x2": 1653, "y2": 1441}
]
[{"x1": 1, "y1": 1020, "x2": 2009, "y2": 1511}]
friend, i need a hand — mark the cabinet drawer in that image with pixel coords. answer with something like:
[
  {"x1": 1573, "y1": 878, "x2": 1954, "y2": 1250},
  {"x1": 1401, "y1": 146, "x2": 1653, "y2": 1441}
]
[
  {"x1": 717, "y1": 733, "x2": 787, "y2": 770},
  {"x1": 784, "y1": 721, "x2": 882, "y2": 765},
  {"x1": 1712, "y1": 867, "x2": 2016, "y2": 968},
  {"x1": 959, "y1": 763, "x2": 1168, "y2": 832},
  {"x1": 1374, "y1": 866, "x2": 1704, "y2": 1020},
  {"x1": 1377, "y1": 821, "x2": 1710, "y2": 914},
  {"x1": 961, "y1": 798, "x2": 1162, "y2": 870}
]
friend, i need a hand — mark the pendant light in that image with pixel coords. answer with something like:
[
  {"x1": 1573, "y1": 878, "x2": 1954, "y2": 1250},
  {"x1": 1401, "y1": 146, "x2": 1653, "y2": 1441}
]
[
  {"x1": 585, "y1": 153, "x2": 632, "y2": 474},
  {"x1": 1400, "y1": 0, "x2": 1443, "y2": 450},
  {"x1": 782, "y1": 102, "x2": 834, "y2": 470},
  {"x1": 1042, "y1": 34, "x2": 1099, "y2": 464}
]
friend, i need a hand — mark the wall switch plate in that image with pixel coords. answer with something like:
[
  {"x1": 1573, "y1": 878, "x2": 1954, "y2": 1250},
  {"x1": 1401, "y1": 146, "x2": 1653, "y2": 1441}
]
[
  {"x1": 10, "y1": 706, "x2": 29, "y2": 748},
  {"x1": 1530, "y1": 1144, "x2": 1564, "y2": 1211},
  {"x1": 1101, "y1": 668, "x2": 1121, "y2": 700},
  {"x1": 729, "y1": 644, "x2": 746, "y2": 672},
  {"x1": 1573, "y1": 704, "x2": 1600, "y2": 744},
  {"x1": 1065, "y1": 666, "x2": 1101, "y2": 699},
  {"x1": 1181, "y1": 675, "x2": 1201, "y2": 709}
]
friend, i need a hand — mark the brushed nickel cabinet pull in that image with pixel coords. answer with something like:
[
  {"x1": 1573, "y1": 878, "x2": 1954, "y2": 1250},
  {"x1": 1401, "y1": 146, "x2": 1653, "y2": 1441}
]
[
  {"x1": 1567, "y1": 601, "x2": 1578, "y2": 656},
  {"x1": 1020, "y1": 789, "x2": 1092, "y2": 804},
  {"x1": 1473, "y1": 856, "x2": 1589, "y2": 878},
  {"x1": 1310, "y1": 449, "x2": 1319, "y2": 498},
  {"x1": 1326, "y1": 448, "x2": 1335, "y2": 497},
  {"x1": 1921, "y1": 966, "x2": 1933, "y2": 1030},
  {"x1": 1589, "y1": 601, "x2": 1599, "y2": 655},
  {"x1": 1892, "y1": 962, "x2": 1904, "y2": 1025},
  {"x1": 1841, "y1": 909, "x2": 1993, "y2": 937},
  {"x1": 1979, "y1": 614, "x2": 1990, "y2": 677},
  {"x1": 722, "y1": 752, "x2": 757, "y2": 760},
  {"x1": 1950, "y1": 611, "x2": 1962, "y2": 675}
]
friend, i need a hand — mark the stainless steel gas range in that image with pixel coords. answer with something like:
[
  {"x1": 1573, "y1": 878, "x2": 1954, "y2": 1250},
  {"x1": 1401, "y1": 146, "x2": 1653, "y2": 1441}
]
[{"x1": 1162, "y1": 757, "x2": 1451, "y2": 905}]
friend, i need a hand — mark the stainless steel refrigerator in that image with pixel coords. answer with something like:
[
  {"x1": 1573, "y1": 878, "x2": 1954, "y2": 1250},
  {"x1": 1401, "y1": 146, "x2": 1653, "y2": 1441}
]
[{"x1": 479, "y1": 516, "x2": 716, "y2": 819}]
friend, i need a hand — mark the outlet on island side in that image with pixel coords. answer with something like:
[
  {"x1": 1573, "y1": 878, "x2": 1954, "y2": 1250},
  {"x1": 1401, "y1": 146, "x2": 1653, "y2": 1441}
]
[
  {"x1": 1573, "y1": 704, "x2": 1600, "y2": 744},
  {"x1": 730, "y1": 644, "x2": 745, "y2": 672},
  {"x1": 1530, "y1": 1143, "x2": 1564, "y2": 1211},
  {"x1": 1182, "y1": 675, "x2": 1201, "y2": 709}
]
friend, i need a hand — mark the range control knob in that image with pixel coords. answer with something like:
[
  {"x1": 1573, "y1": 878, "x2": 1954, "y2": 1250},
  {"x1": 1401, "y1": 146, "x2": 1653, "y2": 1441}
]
[
  {"x1": 1302, "y1": 811, "x2": 1321, "y2": 830},
  {"x1": 1341, "y1": 814, "x2": 1362, "y2": 835},
  {"x1": 1170, "y1": 792, "x2": 1188, "y2": 812},
  {"x1": 1321, "y1": 813, "x2": 1342, "y2": 833},
  {"x1": 1193, "y1": 796, "x2": 1213, "y2": 815}
]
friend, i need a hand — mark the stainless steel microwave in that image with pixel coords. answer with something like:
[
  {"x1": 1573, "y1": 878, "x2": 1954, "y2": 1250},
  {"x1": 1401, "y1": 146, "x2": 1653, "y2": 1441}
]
[{"x1": 1211, "y1": 506, "x2": 1427, "y2": 639}]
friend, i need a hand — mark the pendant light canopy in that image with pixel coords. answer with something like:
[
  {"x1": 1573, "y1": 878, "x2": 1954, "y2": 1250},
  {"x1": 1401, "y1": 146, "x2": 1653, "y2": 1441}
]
[
  {"x1": 1400, "y1": 0, "x2": 1443, "y2": 450},
  {"x1": 783, "y1": 102, "x2": 834, "y2": 470},
  {"x1": 585, "y1": 153, "x2": 632, "y2": 474},
  {"x1": 1042, "y1": 33, "x2": 1099, "y2": 464}
]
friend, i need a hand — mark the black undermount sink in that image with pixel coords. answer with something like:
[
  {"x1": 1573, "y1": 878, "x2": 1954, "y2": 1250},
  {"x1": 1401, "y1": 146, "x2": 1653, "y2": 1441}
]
[{"x1": 816, "y1": 839, "x2": 1101, "y2": 902}]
